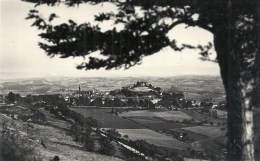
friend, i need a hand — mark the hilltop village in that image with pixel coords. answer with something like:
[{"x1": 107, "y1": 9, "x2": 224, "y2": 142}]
[
  {"x1": 63, "y1": 81, "x2": 225, "y2": 113},
  {"x1": 70, "y1": 81, "x2": 163, "y2": 108},
  {"x1": 0, "y1": 80, "x2": 228, "y2": 161}
]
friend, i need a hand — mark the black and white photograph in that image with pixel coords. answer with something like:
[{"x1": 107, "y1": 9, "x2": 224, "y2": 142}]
[{"x1": 0, "y1": 0, "x2": 259, "y2": 161}]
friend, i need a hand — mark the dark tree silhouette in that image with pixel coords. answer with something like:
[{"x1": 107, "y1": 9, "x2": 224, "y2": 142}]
[
  {"x1": 99, "y1": 136, "x2": 115, "y2": 156},
  {"x1": 6, "y1": 92, "x2": 20, "y2": 103},
  {"x1": 21, "y1": 0, "x2": 260, "y2": 160},
  {"x1": 6, "y1": 92, "x2": 15, "y2": 103}
]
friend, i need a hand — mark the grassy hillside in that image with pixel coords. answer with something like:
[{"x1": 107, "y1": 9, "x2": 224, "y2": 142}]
[{"x1": 0, "y1": 104, "x2": 122, "y2": 161}]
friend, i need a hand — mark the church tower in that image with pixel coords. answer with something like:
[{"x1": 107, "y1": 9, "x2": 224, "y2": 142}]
[{"x1": 78, "y1": 85, "x2": 81, "y2": 97}]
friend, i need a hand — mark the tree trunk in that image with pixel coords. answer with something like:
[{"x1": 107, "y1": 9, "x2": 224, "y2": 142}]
[
  {"x1": 213, "y1": 1, "x2": 258, "y2": 160},
  {"x1": 215, "y1": 31, "x2": 256, "y2": 161}
]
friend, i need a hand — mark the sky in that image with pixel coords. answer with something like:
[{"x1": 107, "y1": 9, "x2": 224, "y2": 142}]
[{"x1": 0, "y1": 0, "x2": 220, "y2": 79}]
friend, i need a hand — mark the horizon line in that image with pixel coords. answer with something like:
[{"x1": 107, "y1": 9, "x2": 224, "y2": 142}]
[{"x1": 0, "y1": 74, "x2": 221, "y2": 81}]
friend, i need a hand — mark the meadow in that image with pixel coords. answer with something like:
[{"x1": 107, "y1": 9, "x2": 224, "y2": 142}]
[
  {"x1": 182, "y1": 126, "x2": 226, "y2": 138},
  {"x1": 170, "y1": 128, "x2": 210, "y2": 142},
  {"x1": 71, "y1": 108, "x2": 193, "y2": 150},
  {"x1": 71, "y1": 107, "x2": 227, "y2": 157},
  {"x1": 71, "y1": 108, "x2": 144, "y2": 129},
  {"x1": 211, "y1": 109, "x2": 227, "y2": 119},
  {"x1": 128, "y1": 116, "x2": 190, "y2": 131},
  {"x1": 119, "y1": 109, "x2": 193, "y2": 122},
  {"x1": 71, "y1": 108, "x2": 189, "y2": 131},
  {"x1": 152, "y1": 111, "x2": 193, "y2": 121},
  {"x1": 181, "y1": 109, "x2": 226, "y2": 124},
  {"x1": 116, "y1": 129, "x2": 190, "y2": 150}
]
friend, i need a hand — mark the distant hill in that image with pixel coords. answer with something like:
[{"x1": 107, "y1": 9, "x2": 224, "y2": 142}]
[
  {"x1": 167, "y1": 76, "x2": 225, "y2": 103},
  {"x1": 0, "y1": 76, "x2": 225, "y2": 103}
]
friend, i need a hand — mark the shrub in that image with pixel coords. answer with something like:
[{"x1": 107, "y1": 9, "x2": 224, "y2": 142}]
[
  {"x1": 69, "y1": 123, "x2": 95, "y2": 151},
  {"x1": 99, "y1": 137, "x2": 115, "y2": 156},
  {"x1": 50, "y1": 156, "x2": 60, "y2": 161},
  {"x1": 123, "y1": 134, "x2": 129, "y2": 139},
  {"x1": 1, "y1": 121, "x2": 42, "y2": 161},
  {"x1": 128, "y1": 139, "x2": 156, "y2": 157},
  {"x1": 106, "y1": 129, "x2": 121, "y2": 140},
  {"x1": 82, "y1": 135, "x2": 95, "y2": 151}
]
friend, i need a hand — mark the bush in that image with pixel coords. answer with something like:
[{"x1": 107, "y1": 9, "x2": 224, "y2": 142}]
[
  {"x1": 1, "y1": 121, "x2": 42, "y2": 161},
  {"x1": 69, "y1": 123, "x2": 95, "y2": 151},
  {"x1": 123, "y1": 134, "x2": 129, "y2": 139},
  {"x1": 31, "y1": 110, "x2": 46, "y2": 123},
  {"x1": 128, "y1": 139, "x2": 156, "y2": 157},
  {"x1": 99, "y1": 137, "x2": 115, "y2": 156},
  {"x1": 106, "y1": 129, "x2": 121, "y2": 140},
  {"x1": 50, "y1": 156, "x2": 60, "y2": 161},
  {"x1": 82, "y1": 134, "x2": 95, "y2": 151}
]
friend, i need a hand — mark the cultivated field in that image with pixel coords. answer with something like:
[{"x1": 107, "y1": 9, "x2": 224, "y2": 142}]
[
  {"x1": 170, "y1": 128, "x2": 210, "y2": 142},
  {"x1": 181, "y1": 109, "x2": 226, "y2": 124},
  {"x1": 72, "y1": 108, "x2": 193, "y2": 131},
  {"x1": 71, "y1": 108, "x2": 144, "y2": 129},
  {"x1": 119, "y1": 110, "x2": 153, "y2": 117},
  {"x1": 197, "y1": 138, "x2": 226, "y2": 160},
  {"x1": 182, "y1": 126, "x2": 226, "y2": 138},
  {"x1": 128, "y1": 116, "x2": 190, "y2": 131},
  {"x1": 119, "y1": 110, "x2": 193, "y2": 122},
  {"x1": 153, "y1": 111, "x2": 193, "y2": 121},
  {"x1": 71, "y1": 107, "x2": 227, "y2": 159},
  {"x1": 116, "y1": 129, "x2": 190, "y2": 150},
  {"x1": 211, "y1": 109, "x2": 227, "y2": 119}
]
